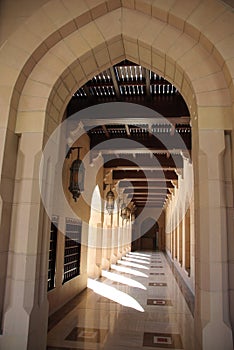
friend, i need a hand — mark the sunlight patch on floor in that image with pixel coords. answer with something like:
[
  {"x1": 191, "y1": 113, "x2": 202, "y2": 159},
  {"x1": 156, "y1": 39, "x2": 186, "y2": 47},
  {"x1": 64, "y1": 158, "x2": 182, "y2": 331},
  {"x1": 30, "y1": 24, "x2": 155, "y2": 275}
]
[
  {"x1": 87, "y1": 278, "x2": 145, "y2": 312},
  {"x1": 122, "y1": 256, "x2": 150, "y2": 264},
  {"x1": 111, "y1": 264, "x2": 149, "y2": 277},
  {"x1": 101, "y1": 270, "x2": 147, "y2": 290},
  {"x1": 126, "y1": 253, "x2": 151, "y2": 261},
  {"x1": 128, "y1": 252, "x2": 151, "y2": 258},
  {"x1": 117, "y1": 260, "x2": 149, "y2": 270}
]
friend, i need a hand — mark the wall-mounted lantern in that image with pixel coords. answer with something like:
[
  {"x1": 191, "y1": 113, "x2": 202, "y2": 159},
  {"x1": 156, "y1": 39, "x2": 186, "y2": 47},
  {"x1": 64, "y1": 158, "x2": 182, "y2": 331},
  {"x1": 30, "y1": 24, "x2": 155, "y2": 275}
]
[
  {"x1": 106, "y1": 185, "x2": 115, "y2": 215},
  {"x1": 121, "y1": 203, "x2": 131, "y2": 221},
  {"x1": 66, "y1": 147, "x2": 85, "y2": 202}
]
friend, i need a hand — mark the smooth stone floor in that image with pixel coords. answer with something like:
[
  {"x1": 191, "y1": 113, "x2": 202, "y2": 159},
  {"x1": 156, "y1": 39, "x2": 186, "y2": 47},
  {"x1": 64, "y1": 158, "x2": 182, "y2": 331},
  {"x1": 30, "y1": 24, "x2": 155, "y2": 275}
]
[{"x1": 47, "y1": 251, "x2": 195, "y2": 350}]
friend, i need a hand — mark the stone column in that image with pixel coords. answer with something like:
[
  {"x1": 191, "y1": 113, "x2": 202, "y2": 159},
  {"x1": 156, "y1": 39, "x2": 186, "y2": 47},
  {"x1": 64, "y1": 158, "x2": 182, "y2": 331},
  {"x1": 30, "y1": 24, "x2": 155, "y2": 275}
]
[
  {"x1": 87, "y1": 224, "x2": 97, "y2": 278},
  {"x1": 178, "y1": 215, "x2": 183, "y2": 265},
  {"x1": 110, "y1": 225, "x2": 118, "y2": 264},
  {"x1": 55, "y1": 218, "x2": 65, "y2": 287},
  {"x1": 171, "y1": 213, "x2": 175, "y2": 258},
  {"x1": 0, "y1": 128, "x2": 18, "y2": 333},
  {"x1": 194, "y1": 129, "x2": 233, "y2": 350},
  {"x1": 117, "y1": 220, "x2": 123, "y2": 258},
  {"x1": 126, "y1": 219, "x2": 132, "y2": 253},
  {"x1": 174, "y1": 215, "x2": 178, "y2": 260},
  {"x1": 96, "y1": 223, "x2": 103, "y2": 270},
  {"x1": 224, "y1": 132, "x2": 234, "y2": 332},
  {"x1": 122, "y1": 220, "x2": 127, "y2": 255},
  {"x1": 182, "y1": 206, "x2": 186, "y2": 270},
  {"x1": 0, "y1": 132, "x2": 49, "y2": 350},
  {"x1": 184, "y1": 209, "x2": 191, "y2": 274},
  {"x1": 102, "y1": 224, "x2": 111, "y2": 271},
  {"x1": 169, "y1": 230, "x2": 172, "y2": 254},
  {"x1": 172, "y1": 215, "x2": 176, "y2": 259},
  {"x1": 190, "y1": 194, "x2": 195, "y2": 289},
  {"x1": 169, "y1": 207, "x2": 172, "y2": 254}
]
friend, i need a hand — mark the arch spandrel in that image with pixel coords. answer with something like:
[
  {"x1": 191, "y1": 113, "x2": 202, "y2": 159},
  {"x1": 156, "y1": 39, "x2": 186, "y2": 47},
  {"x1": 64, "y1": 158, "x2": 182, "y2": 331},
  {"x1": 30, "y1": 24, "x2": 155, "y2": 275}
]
[{"x1": 0, "y1": 0, "x2": 232, "y2": 136}]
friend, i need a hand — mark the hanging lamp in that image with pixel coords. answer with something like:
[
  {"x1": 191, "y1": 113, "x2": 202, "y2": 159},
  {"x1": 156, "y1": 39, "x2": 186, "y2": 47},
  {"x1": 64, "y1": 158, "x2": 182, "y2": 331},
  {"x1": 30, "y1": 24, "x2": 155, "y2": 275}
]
[
  {"x1": 106, "y1": 185, "x2": 115, "y2": 215},
  {"x1": 121, "y1": 203, "x2": 131, "y2": 221},
  {"x1": 68, "y1": 147, "x2": 85, "y2": 202}
]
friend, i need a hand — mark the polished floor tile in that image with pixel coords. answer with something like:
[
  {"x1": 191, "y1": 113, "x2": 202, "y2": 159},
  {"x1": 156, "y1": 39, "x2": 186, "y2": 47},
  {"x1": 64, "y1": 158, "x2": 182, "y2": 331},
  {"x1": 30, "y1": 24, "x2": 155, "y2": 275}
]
[
  {"x1": 147, "y1": 299, "x2": 173, "y2": 306},
  {"x1": 149, "y1": 282, "x2": 167, "y2": 287},
  {"x1": 47, "y1": 251, "x2": 195, "y2": 350},
  {"x1": 143, "y1": 332, "x2": 183, "y2": 348},
  {"x1": 66, "y1": 327, "x2": 108, "y2": 343}
]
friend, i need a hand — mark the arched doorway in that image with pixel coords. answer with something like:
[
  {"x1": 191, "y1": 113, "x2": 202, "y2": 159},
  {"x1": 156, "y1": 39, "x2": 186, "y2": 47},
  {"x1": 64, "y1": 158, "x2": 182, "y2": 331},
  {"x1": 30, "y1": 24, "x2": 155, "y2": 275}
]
[
  {"x1": 140, "y1": 218, "x2": 158, "y2": 251},
  {"x1": 87, "y1": 185, "x2": 103, "y2": 279},
  {"x1": 132, "y1": 217, "x2": 161, "y2": 252},
  {"x1": 0, "y1": 2, "x2": 233, "y2": 349}
]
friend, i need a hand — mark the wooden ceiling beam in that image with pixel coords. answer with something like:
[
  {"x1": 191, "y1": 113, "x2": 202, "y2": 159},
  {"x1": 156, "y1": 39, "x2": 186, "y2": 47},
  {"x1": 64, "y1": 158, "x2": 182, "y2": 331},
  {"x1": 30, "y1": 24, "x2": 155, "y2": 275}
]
[
  {"x1": 102, "y1": 125, "x2": 110, "y2": 138},
  {"x1": 130, "y1": 193, "x2": 167, "y2": 197},
  {"x1": 135, "y1": 204, "x2": 164, "y2": 208},
  {"x1": 125, "y1": 124, "x2": 131, "y2": 136},
  {"x1": 124, "y1": 188, "x2": 170, "y2": 194},
  {"x1": 134, "y1": 204, "x2": 165, "y2": 207},
  {"x1": 119, "y1": 180, "x2": 175, "y2": 188},
  {"x1": 131, "y1": 198, "x2": 167, "y2": 201},
  {"x1": 82, "y1": 117, "x2": 190, "y2": 126},
  {"x1": 113, "y1": 170, "x2": 178, "y2": 180},
  {"x1": 134, "y1": 200, "x2": 165, "y2": 204},
  {"x1": 144, "y1": 67, "x2": 151, "y2": 96},
  {"x1": 104, "y1": 155, "x2": 183, "y2": 169},
  {"x1": 67, "y1": 94, "x2": 190, "y2": 118},
  {"x1": 86, "y1": 81, "x2": 175, "y2": 88},
  {"x1": 83, "y1": 85, "x2": 91, "y2": 97},
  {"x1": 133, "y1": 198, "x2": 165, "y2": 203},
  {"x1": 110, "y1": 67, "x2": 120, "y2": 98}
]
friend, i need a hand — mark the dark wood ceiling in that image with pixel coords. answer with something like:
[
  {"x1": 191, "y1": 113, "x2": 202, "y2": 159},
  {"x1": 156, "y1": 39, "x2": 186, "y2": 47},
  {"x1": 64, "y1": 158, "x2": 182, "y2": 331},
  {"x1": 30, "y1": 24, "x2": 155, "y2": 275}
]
[
  {"x1": 67, "y1": 60, "x2": 189, "y2": 117},
  {"x1": 67, "y1": 60, "x2": 191, "y2": 212}
]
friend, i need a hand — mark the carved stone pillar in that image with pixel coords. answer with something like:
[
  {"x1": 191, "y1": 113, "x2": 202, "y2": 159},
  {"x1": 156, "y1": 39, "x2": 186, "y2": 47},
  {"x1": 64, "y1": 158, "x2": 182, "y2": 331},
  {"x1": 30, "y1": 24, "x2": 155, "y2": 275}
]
[
  {"x1": 194, "y1": 129, "x2": 233, "y2": 350},
  {"x1": 0, "y1": 132, "x2": 48, "y2": 350}
]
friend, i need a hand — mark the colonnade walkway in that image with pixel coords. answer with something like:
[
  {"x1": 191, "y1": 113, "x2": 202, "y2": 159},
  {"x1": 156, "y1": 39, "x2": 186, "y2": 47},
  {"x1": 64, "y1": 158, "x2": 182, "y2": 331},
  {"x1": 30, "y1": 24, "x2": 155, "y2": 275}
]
[{"x1": 47, "y1": 251, "x2": 194, "y2": 350}]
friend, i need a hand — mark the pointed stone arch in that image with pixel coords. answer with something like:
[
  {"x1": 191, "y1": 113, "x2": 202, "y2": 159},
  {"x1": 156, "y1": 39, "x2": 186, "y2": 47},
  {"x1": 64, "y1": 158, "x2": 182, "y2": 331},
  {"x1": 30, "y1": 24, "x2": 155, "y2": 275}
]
[{"x1": 0, "y1": 1, "x2": 234, "y2": 349}]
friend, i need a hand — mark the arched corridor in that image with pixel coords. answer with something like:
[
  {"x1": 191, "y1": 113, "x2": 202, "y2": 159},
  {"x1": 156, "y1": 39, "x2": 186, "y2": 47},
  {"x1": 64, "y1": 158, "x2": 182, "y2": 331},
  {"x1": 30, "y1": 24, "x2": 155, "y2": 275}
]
[
  {"x1": 0, "y1": 1, "x2": 234, "y2": 350},
  {"x1": 47, "y1": 251, "x2": 194, "y2": 350}
]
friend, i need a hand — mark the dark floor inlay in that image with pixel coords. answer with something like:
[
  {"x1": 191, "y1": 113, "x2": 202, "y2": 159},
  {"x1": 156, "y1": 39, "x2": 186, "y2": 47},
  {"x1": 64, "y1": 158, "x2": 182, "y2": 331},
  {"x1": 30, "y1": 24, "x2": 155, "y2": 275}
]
[
  {"x1": 143, "y1": 332, "x2": 183, "y2": 348},
  {"x1": 147, "y1": 299, "x2": 172, "y2": 306},
  {"x1": 150, "y1": 272, "x2": 165, "y2": 275},
  {"x1": 65, "y1": 327, "x2": 108, "y2": 343},
  {"x1": 149, "y1": 282, "x2": 167, "y2": 287}
]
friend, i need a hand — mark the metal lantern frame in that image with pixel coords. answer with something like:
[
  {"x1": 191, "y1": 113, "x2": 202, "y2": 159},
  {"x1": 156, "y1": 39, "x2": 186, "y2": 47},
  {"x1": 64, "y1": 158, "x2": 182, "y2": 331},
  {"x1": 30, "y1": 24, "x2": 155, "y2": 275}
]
[
  {"x1": 106, "y1": 185, "x2": 115, "y2": 215},
  {"x1": 67, "y1": 147, "x2": 85, "y2": 202},
  {"x1": 120, "y1": 203, "x2": 131, "y2": 221}
]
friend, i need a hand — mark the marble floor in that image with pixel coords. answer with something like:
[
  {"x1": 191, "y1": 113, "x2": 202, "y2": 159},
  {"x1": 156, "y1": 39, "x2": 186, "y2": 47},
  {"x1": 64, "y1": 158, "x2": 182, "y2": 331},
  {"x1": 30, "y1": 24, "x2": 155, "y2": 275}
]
[{"x1": 47, "y1": 251, "x2": 195, "y2": 350}]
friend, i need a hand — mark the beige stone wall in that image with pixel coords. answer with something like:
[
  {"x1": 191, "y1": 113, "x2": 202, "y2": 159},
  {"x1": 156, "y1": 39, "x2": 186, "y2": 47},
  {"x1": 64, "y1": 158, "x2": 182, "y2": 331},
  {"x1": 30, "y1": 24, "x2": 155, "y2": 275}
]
[
  {"x1": 165, "y1": 158, "x2": 195, "y2": 292},
  {"x1": 47, "y1": 229, "x2": 87, "y2": 315},
  {"x1": 0, "y1": 0, "x2": 50, "y2": 45},
  {"x1": 47, "y1": 133, "x2": 91, "y2": 315},
  {"x1": 46, "y1": 125, "x2": 132, "y2": 314}
]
